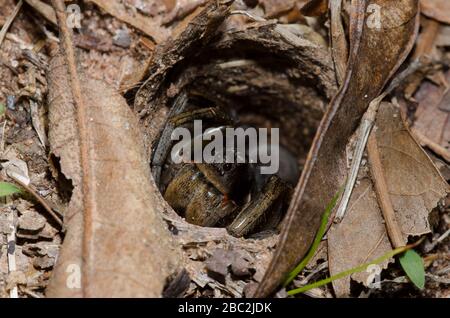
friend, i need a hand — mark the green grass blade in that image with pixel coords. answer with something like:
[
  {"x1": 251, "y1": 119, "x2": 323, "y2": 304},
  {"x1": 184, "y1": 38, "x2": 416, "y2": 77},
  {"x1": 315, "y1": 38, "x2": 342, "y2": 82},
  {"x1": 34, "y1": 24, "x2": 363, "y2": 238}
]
[
  {"x1": 283, "y1": 190, "x2": 342, "y2": 286},
  {"x1": 0, "y1": 182, "x2": 21, "y2": 197},
  {"x1": 399, "y1": 249, "x2": 425, "y2": 289},
  {"x1": 287, "y1": 245, "x2": 410, "y2": 296}
]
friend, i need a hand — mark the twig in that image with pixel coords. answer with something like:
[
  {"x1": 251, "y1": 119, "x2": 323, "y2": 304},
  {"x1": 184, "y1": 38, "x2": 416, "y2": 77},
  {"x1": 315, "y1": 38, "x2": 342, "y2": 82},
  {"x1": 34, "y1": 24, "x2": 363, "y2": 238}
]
[
  {"x1": 230, "y1": 10, "x2": 266, "y2": 22},
  {"x1": 0, "y1": 0, "x2": 23, "y2": 49},
  {"x1": 295, "y1": 261, "x2": 329, "y2": 287},
  {"x1": 411, "y1": 128, "x2": 450, "y2": 163},
  {"x1": 29, "y1": 99, "x2": 48, "y2": 149},
  {"x1": 425, "y1": 228, "x2": 450, "y2": 252},
  {"x1": 12, "y1": 178, "x2": 63, "y2": 227},
  {"x1": 6, "y1": 210, "x2": 18, "y2": 298},
  {"x1": 334, "y1": 59, "x2": 423, "y2": 223},
  {"x1": 425, "y1": 274, "x2": 450, "y2": 285},
  {"x1": 1, "y1": 121, "x2": 7, "y2": 154},
  {"x1": 367, "y1": 133, "x2": 405, "y2": 248},
  {"x1": 19, "y1": 286, "x2": 42, "y2": 298}
]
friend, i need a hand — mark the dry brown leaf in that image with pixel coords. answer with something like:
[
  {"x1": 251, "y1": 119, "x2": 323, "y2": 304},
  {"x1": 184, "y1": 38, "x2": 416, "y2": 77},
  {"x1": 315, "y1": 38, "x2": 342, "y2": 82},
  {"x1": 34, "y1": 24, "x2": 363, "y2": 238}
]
[
  {"x1": 328, "y1": 103, "x2": 449, "y2": 297},
  {"x1": 376, "y1": 103, "x2": 449, "y2": 237},
  {"x1": 328, "y1": 178, "x2": 392, "y2": 297},
  {"x1": 421, "y1": 0, "x2": 450, "y2": 25},
  {"x1": 88, "y1": 0, "x2": 170, "y2": 43},
  {"x1": 414, "y1": 70, "x2": 450, "y2": 151},
  {"x1": 255, "y1": 0, "x2": 420, "y2": 297},
  {"x1": 45, "y1": 1, "x2": 179, "y2": 297}
]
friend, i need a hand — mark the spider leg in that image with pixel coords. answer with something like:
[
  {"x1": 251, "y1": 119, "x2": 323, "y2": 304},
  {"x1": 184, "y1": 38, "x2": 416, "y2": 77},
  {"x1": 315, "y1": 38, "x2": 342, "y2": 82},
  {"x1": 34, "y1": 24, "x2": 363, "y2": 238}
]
[
  {"x1": 151, "y1": 92, "x2": 232, "y2": 185},
  {"x1": 227, "y1": 175, "x2": 290, "y2": 237}
]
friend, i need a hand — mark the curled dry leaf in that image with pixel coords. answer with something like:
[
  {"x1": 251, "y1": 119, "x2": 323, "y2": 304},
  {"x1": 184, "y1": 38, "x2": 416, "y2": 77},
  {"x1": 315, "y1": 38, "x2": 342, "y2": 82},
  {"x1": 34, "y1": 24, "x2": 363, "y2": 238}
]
[
  {"x1": 328, "y1": 103, "x2": 449, "y2": 297},
  {"x1": 255, "y1": 0, "x2": 420, "y2": 297},
  {"x1": 420, "y1": 0, "x2": 450, "y2": 25},
  {"x1": 45, "y1": 1, "x2": 179, "y2": 297}
]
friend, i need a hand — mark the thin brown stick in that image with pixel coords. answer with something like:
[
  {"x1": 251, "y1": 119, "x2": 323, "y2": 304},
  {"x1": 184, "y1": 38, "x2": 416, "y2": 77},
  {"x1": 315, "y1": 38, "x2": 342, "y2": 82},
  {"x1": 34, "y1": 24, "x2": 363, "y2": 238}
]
[
  {"x1": 0, "y1": 0, "x2": 23, "y2": 49},
  {"x1": 367, "y1": 132, "x2": 404, "y2": 248},
  {"x1": 13, "y1": 179, "x2": 63, "y2": 227},
  {"x1": 411, "y1": 128, "x2": 450, "y2": 163},
  {"x1": 51, "y1": 0, "x2": 93, "y2": 297}
]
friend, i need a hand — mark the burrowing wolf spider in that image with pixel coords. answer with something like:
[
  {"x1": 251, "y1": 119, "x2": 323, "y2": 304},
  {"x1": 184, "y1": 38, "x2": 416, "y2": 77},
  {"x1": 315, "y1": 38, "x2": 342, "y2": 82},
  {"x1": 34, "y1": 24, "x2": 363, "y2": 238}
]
[{"x1": 152, "y1": 92, "x2": 292, "y2": 237}]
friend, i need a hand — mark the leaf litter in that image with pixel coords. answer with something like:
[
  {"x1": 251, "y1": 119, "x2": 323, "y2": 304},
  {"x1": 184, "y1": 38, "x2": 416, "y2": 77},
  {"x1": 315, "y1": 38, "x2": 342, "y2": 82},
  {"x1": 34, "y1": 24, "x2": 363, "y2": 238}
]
[{"x1": 0, "y1": 0, "x2": 449, "y2": 298}]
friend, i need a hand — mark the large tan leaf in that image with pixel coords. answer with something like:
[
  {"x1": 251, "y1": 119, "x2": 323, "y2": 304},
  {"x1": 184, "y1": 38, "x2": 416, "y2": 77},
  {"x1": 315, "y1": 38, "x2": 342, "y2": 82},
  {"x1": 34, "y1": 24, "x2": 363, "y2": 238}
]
[
  {"x1": 328, "y1": 103, "x2": 449, "y2": 297},
  {"x1": 328, "y1": 178, "x2": 392, "y2": 297},
  {"x1": 45, "y1": 1, "x2": 179, "y2": 297},
  {"x1": 255, "y1": 0, "x2": 420, "y2": 297}
]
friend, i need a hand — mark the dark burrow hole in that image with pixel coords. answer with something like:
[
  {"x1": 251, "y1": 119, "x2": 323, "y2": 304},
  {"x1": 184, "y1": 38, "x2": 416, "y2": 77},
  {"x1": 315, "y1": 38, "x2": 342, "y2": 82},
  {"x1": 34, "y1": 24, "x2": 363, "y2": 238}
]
[
  {"x1": 152, "y1": 89, "x2": 325, "y2": 239},
  {"x1": 150, "y1": 33, "x2": 332, "y2": 239}
]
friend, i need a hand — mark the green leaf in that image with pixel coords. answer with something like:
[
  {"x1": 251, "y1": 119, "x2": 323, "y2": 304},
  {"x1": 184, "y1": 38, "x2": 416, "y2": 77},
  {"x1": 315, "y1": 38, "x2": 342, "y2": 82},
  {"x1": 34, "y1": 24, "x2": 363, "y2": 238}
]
[
  {"x1": 399, "y1": 249, "x2": 425, "y2": 289},
  {"x1": 0, "y1": 103, "x2": 5, "y2": 116},
  {"x1": 0, "y1": 182, "x2": 21, "y2": 197}
]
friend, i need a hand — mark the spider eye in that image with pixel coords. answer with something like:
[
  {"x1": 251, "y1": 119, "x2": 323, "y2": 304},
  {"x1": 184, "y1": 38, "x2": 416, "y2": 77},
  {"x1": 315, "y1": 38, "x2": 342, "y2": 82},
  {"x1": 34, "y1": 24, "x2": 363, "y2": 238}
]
[{"x1": 223, "y1": 163, "x2": 233, "y2": 172}]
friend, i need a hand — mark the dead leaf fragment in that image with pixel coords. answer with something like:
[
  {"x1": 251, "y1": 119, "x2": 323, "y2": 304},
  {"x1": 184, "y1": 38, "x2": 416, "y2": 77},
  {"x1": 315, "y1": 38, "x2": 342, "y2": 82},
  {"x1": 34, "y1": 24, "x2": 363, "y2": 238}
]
[{"x1": 18, "y1": 211, "x2": 46, "y2": 233}]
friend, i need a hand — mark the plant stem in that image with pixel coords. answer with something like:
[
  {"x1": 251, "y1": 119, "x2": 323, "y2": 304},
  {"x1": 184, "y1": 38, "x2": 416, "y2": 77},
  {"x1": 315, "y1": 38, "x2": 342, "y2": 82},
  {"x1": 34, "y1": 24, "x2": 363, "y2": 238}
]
[{"x1": 287, "y1": 239, "x2": 424, "y2": 296}]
